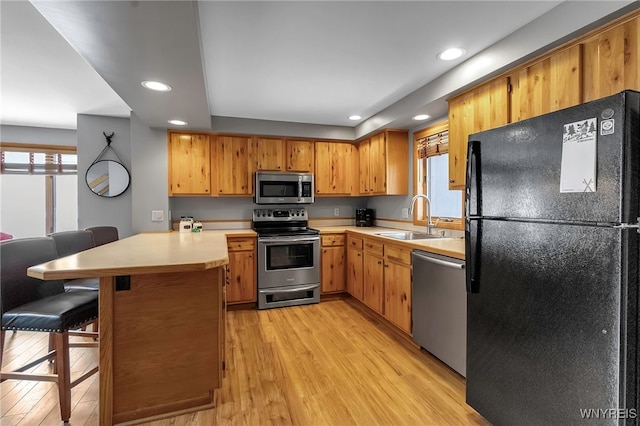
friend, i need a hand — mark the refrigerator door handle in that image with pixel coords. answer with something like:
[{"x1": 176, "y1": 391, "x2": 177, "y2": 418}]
[
  {"x1": 613, "y1": 220, "x2": 640, "y2": 233},
  {"x1": 465, "y1": 219, "x2": 481, "y2": 293},
  {"x1": 465, "y1": 140, "x2": 481, "y2": 218}
]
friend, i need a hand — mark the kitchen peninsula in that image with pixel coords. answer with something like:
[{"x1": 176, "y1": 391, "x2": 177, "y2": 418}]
[{"x1": 27, "y1": 232, "x2": 228, "y2": 425}]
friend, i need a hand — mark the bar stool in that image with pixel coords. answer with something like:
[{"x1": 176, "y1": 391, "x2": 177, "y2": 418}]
[
  {"x1": 85, "y1": 226, "x2": 119, "y2": 246},
  {"x1": 0, "y1": 237, "x2": 99, "y2": 423},
  {"x1": 49, "y1": 230, "x2": 99, "y2": 291}
]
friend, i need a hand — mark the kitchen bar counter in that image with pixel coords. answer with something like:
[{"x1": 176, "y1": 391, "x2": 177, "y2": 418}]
[{"x1": 27, "y1": 232, "x2": 228, "y2": 426}]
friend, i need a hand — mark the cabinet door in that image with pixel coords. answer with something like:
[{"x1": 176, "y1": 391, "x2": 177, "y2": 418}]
[
  {"x1": 448, "y1": 77, "x2": 509, "y2": 190},
  {"x1": 384, "y1": 261, "x2": 412, "y2": 334},
  {"x1": 168, "y1": 133, "x2": 211, "y2": 195},
  {"x1": 511, "y1": 44, "x2": 582, "y2": 122},
  {"x1": 363, "y1": 253, "x2": 384, "y2": 314},
  {"x1": 347, "y1": 247, "x2": 364, "y2": 301},
  {"x1": 286, "y1": 139, "x2": 314, "y2": 172},
  {"x1": 321, "y1": 246, "x2": 346, "y2": 293},
  {"x1": 255, "y1": 137, "x2": 285, "y2": 171},
  {"x1": 314, "y1": 141, "x2": 353, "y2": 195},
  {"x1": 369, "y1": 133, "x2": 387, "y2": 194},
  {"x1": 226, "y1": 250, "x2": 256, "y2": 304},
  {"x1": 583, "y1": 16, "x2": 640, "y2": 102},
  {"x1": 213, "y1": 136, "x2": 254, "y2": 195},
  {"x1": 358, "y1": 140, "x2": 370, "y2": 194}
]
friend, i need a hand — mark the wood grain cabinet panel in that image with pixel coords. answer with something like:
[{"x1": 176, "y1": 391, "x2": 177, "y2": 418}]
[
  {"x1": 314, "y1": 141, "x2": 353, "y2": 195},
  {"x1": 363, "y1": 252, "x2": 384, "y2": 315},
  {"x1": 347, "y1": 245, "x2": 364, "y2": 301},
  {"x1": 255, "y1": 137, "x2": 285, "y2": 171},
  {"x1": 212, "y1": 136, "x2": 254, "y2": 195},
  {"x1": 383, "y1": 258, "x2": 412, "y2": 335},
  {"x1": 226, "y1": 238, "x2": 256, "y2": 304},
  {"x1": 448, "y1": 77, "x2": 510, "y2": 190},
  {"x1": 511, "y1": 44, "x2": 583, "y2": 122},
  {"x1": 286, "y1": 139, "x2": 315, "y2": 172},
  {"x1": 168, "y1": 133, "x2": 211, "y2": 196},
  {"x1": 583, "y1": 16, "x2": 640, "y2": 101},
  {"x1": 357, "y1": 130, "x2": 408, "y2": 195},
  {"x1": 321, "y1": 245, "x2": 346, "y2": 294}
]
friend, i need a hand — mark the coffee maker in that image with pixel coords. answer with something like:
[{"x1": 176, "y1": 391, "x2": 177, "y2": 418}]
[{"x1": 355, "y1": 208, "x2": 375, "y2": 227}]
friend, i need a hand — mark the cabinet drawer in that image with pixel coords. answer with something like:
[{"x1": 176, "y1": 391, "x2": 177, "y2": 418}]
[
  {"x1": 322, "y1": 234, "x2": 345, "y2": 247},
  {"x1": 347, "y1": 236, "x2": 363, "y2": 250},
  {"x1": 363, "y1": 239, "x2": 383, "y2": 256},
  {"x1": 384, "y1": 245, "x2": 411, "y2": 266},
  {"x1": 227, "y1": 238, "x2": 255, "y2": 252}
]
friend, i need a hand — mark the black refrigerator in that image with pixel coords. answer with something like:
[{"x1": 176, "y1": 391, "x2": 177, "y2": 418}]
[{"x1": 465, "y1": 90, "x2": 640, "y2": 425}]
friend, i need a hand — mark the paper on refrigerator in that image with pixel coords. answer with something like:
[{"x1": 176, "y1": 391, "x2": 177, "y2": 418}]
[{"x1": 560, "y1": 118, "x2": 597, "y2": 193}]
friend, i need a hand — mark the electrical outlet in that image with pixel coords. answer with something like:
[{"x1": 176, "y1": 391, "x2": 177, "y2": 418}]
[
  {"x1": 151, "y1": 210, "x2": 164, "y2": 222},
  {"x1": 401, "y1": 208, "x2": 409, "y2": 219},
  {"x1": 334, "y1": 208, "x2": 340, "y2": 217}
]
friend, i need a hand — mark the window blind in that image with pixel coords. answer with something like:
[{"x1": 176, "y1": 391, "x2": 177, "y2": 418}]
[
  {"x1": 416, "y1": 130, "x2": 448, "y2": 159},
  {"x1": 1, "y1": 146, "x2": 77, "y2": 175}
]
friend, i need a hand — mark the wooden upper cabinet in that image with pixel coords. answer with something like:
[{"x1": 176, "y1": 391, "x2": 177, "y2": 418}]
[
  {"x1": 448, "y1": 77, "x2": 510, "y2": 190},
  {"x1": 369, "y1": 133, "x2": 386, "y2": 194},
  {"x1": 358, "y1": 139, "x2": 371, "y2": 194},
  {"x1": 168, "y1": 133, "x2": 211, "y2": 196},
  {"x1": 255, "y1": 137, "x2": 285, "y2": 171},
  {"x1": 510, "y1": 44, "x2": 583, "y2": 122},
  {"x1": 583, "y1": 15, "x2": 640, "y2": 101},
  {"x1": 357, "y1": 130, "x2": 408, "y2": 195},
  {"x1": 286, "y1": 139, "x2": 314, "y2": 172},
  {"x1": 314, "y1": 141, "x2": 353, "y2": 195},
  {"x1": 212, "y1": 135, "x2": 254, "y2": 195}
]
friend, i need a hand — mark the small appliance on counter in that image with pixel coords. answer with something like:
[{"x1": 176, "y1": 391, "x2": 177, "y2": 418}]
[
  {"x1": 179, "y1": 217, "x2": 194, "y2": 233},
  {"x1": 192, "y1": 221, "x2": 203, "y2": 232},
  {"x1": 355, "y1": 208, "x2": 375, "y2": 227}
]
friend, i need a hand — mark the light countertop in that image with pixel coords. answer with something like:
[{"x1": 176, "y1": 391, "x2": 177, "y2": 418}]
[
  {"x1": 316, "y1": 226, "x2": 465, "y2": 260},
  {"x1": 27, "y1": 232, "x2": 229, "y2": 280}
]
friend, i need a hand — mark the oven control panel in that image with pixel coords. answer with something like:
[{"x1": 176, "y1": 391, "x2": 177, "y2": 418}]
[{"x1": 253, "y1": 208, "x2": 308, "y2": 222}]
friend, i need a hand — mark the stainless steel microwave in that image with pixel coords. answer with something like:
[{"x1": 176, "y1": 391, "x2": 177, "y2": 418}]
[{"x1": 254, "y1": 172, "x2": 314, "y2": 204}]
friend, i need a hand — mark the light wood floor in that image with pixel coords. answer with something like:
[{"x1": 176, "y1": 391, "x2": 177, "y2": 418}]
[{"x1": 1, "y1": 298, "x2": 488, "y2": 425}]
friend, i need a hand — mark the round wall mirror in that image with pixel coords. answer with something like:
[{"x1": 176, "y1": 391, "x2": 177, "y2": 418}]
[{"x1": 85, "y1": 160, "x2": 130, "y2": 197}]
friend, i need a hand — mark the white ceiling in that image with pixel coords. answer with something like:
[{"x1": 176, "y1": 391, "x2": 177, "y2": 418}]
[{"x1": 0, "y1": 1, "x2": 634, "y2": 133}]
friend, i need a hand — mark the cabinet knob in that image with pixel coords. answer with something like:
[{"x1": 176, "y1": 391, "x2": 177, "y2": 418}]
[
  {"x1": 449, "y1": 180, "x2": 455, "y2": 183},
  {"x1": 377, "y1": 260, "x2": 382, "y2": 265}
]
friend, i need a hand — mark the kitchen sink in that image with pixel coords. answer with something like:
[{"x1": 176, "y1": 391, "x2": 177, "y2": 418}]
[{"x1": 375, "y1": 232, "x2": 447, "y2": 240}]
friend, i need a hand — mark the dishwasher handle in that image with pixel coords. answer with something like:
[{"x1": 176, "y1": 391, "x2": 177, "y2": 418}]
[{"x1": 412, "y1": 251, "x2": 464, "y2": 269}]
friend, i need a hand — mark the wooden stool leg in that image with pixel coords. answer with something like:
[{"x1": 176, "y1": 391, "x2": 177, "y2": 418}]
[{"x1": 54, "y1": 332, "x2": 71, "y2": 422}]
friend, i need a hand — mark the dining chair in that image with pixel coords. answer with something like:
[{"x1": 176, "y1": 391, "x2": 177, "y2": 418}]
[{"x1": 0, "y1": 237, "x2": 99, "y2": 422}]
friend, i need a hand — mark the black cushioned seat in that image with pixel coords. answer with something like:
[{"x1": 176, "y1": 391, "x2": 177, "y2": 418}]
[
  {"x1": 0, "y1": 237, "x2": 99, "y2": 422},
  {"x1": 2, "y1": 290, "x2": 98, "y2": 332}
]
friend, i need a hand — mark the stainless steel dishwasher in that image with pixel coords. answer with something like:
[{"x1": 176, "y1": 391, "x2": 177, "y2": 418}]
[{"x1": 412, "y1": 250, "x2": 466, "y2": 376}]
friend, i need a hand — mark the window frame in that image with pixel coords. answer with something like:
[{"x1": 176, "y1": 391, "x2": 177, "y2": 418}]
[
  {"x1": 413, "y1": 121, "x2": 464, "y2": 231},
  {"x1": 1, "y1": 142, "x2": 77, "y2": 235}
]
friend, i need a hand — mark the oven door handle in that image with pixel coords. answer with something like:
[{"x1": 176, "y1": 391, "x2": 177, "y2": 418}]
[{"x1": 258, "y1": 236, "x2": 320, "y2": 244}]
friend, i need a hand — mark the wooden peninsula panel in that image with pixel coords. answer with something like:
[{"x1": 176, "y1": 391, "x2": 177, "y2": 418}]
[{"x1": 27, "y1": 232, "x2": 228, "y2": 425}]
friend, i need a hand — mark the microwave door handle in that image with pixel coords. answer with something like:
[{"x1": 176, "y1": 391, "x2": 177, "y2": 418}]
[{"x1": 298, "y1": 176, "x2": 302, "y2": 201}]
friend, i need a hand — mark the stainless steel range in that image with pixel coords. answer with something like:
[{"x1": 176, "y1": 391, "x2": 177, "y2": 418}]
[{"x1": 253, "y1": 208, "x2": 320, "y2": 309}]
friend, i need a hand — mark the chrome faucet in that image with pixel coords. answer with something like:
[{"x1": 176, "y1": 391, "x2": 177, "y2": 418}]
[{"x1": 409, "y1": 194, "x2": 435, "y2": 235}]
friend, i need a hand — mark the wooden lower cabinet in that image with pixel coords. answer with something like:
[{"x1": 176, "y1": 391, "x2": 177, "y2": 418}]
[
  {"x1": 321, "y1": 234, "x2": 346, "y2": 293},
  {"x1": 226, "y1": 237, "x2": 257, "y2": 304},
  {"x1": 347, "y1": 240, "x2": 364, "y2": 301},
  {"x1": 363, "y1": 253, "x2": 384, "y2": 315},
  {"x1": 383, "y1": 260, "x2": 412, "y2": 334}
]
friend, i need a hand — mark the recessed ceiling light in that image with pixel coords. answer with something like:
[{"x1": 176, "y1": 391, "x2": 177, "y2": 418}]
[
  {"x1": 141, "y1": 80, "x2": 172, "y2": 92},
  {"x1": 349, "y1": 115, "x2": 362, "y2": 121},
  {"x1": 413, "y1": 114, "x2": 430, "y2": 121},
  {"x1": 168, "y1": 119, "x2": 187, "y2": 126},
  {"x1": 437, "y1": 48, "x2": 466, "y2": 61}
]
